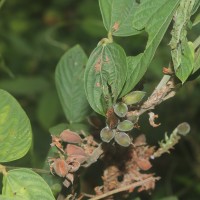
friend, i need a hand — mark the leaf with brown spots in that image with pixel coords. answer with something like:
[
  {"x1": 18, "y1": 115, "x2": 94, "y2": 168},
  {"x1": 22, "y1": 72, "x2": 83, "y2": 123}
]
[{"x1": 84, "y1": 42, "x2": 127, "y2": 115}]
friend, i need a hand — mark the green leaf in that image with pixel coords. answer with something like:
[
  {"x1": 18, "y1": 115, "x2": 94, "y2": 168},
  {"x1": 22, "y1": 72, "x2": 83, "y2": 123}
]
[
  {"x1": 193, "y1": 13, "x2": 200, "y2": 26},
  {"x1": 175, "y1": 41, "x2": 195, "y2": 83},
  {"x1": 0, "y1": 76, "x2": 50, "y2": 96},
  {"x1": 170, "y1": 0, "x2": 196, "y2": 79},
  {"x1": 193, "y1": 47, "x2": 200, "y2": 73},
  {"x1": 0, "y1": 89, "x2": 32, "y2": 162},
  {"x1": 37, "y1": 90, "x2": 61, "y2": 130},
  {"x1": 49, "y1": 123, "x2": 69, "y2": 136},
  {"x1": 1, "y1": 169, "x2": 55, "y2": 200},
  {"x1": 99, "y1": 0, "x2": 141, "y2": 36},
  {"x1": 120, "y1": 0, "x2": 180, "y2": 96},
  {"x1": 84, "y1": 42, "x2": 127, "y2": 115},
  {"x1": 55, "y1": 45, "x2": 90, "y2": 123},
  {"x1": 192, "y1": 0, "x2": 200, "y2": 14}
]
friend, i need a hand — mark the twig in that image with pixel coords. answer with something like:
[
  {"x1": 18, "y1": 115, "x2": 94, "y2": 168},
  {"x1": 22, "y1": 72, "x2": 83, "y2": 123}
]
[
  {"x1": 89, "y1": 177, "x2": 158, "y2": 200},
  {"x1": 127, "y1": 75, "x2": 175, "y2": 120}
]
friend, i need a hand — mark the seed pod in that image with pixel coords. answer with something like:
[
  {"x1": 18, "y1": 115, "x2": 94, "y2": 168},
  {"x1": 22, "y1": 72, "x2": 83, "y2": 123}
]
[
  {"x1": 114, "y1": 132, "x2": 131, "y2": 147},
  {"x1": 113, "y1": 102, "x2": 128, "y2": 118},
  {"x1": 100, "y1": 127, "x2": 115, "y2": 143},
  {"x1": 126, "y1": 112, "x2": 138, "y2": 123},
  {"x1": 122, "y1": 91, "x2": 146, "y2": 105},
  {"x1": 177, "y1": 122, "x2": 190, "y2": 136},
  {"x1": 117, "y1": 120, "x2": 134, "y2": 132}
]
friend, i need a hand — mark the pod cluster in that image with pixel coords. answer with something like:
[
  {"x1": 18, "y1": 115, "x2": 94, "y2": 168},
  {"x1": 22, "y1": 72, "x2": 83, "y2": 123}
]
[{"x1": 100, "y1": 91, "x2": 146, "y2": 147}]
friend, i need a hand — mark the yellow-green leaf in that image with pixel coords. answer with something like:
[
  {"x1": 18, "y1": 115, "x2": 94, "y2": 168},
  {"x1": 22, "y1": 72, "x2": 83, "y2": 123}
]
[{"x1": 0, "y1": 89, "x2": 32, "y2": 162}]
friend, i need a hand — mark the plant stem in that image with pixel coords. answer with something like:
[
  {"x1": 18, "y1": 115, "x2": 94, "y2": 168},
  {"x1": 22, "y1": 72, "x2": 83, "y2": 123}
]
[{"x1": 89, "y1": 177, "x2": 158, "y2": 200}]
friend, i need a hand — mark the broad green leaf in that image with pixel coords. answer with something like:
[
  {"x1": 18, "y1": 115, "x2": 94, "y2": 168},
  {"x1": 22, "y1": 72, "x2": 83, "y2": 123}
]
[
  {"x1": 193, "y1": 13, "x2": 200, "y2": 26},
  {"x1": 99, "y1": 0, "x2": 141, "y2": 36},
  {"x1": 49, "y1": 123, "x2": 69, "y2": 135},
  {"x1": 37, "y1": 90, "x2": 61, "y2": 130},
  {"x1": 175, "y1": 41, "x2": 195, "y2": 83},
  {"x1": 120, "y1": 0, "x2": 180, "y2": 96},
  {"x1": 55, "y1": 45, "x2": 90, "y2": 123},
  {"x1": 0, "y1": 89, "x2": 32, "y2": 162},
  {"x1": 192, "y1": 0, "x2": 200, "y2": 14},
  {"x1": 0, "y1": 76, "x2": 50, "y2": 96},
  {"x1": 84, "y1": 42, "x2": 127, "y2": 115},
  {"x1": 1, "y1": 169, "x2": 55, "y2": 200},
  {"x1": 193, "y1": 47, "x2": 200, "y2": 73}
]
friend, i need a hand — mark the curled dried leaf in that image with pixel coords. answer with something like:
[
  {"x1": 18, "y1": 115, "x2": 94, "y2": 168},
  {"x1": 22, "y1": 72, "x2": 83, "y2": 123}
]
[
  {"x1": 67, "y1": 160, "x2": 81, "y2": 173},
  {"x1": 63, "y1": 179, "x2": 71, "y2": 188},
  {"x1": 136, "y1": 159, "x2": 152, "y2": 171},
  {"x1": 148, "y1": 112, "x2": 161, "y2": 127},
  {"x1": 65, "y1": 144, "x2": 87, "y2": 156},
  {"x1": 60, "y1": 129, "x2": 82, "y2": 143},
  {"x1": 53, "y1": 159, "x2": 68, "y2": 177},
  {"x1": 66, "y1": 173, "x2": 74, "y2": 184}
]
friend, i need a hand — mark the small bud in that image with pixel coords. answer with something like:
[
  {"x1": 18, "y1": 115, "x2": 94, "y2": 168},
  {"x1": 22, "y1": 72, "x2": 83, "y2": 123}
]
[
  {"x1": 177, "y1": 122, "x2": 190, "y2": 136},
  {"x1": 113, "y1": 102, "x2": 128, "y2": 118},
  {"x1": 100, "y1": 127, "x2": 115, "y2": 143},
  {"x1": 114, "y1": 132, "x2": 131, "y2": 147},
  {"x1": 126, "y1": 112, "x2": 138, "y2": 123},
  {"x1": 117, "y1": 120, "x2": 134, "y2": 132},
  {"x1": 122, "y1": 91, "x2": 146, "y2": 105}
]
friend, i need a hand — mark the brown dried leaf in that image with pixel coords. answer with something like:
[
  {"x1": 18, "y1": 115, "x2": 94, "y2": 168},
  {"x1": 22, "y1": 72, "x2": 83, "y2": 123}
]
[
  {"x1": 60, "y1": 129, "x2": 82, "y2": 143},
  {"x1": 67, "y1": 161, "x2": 81, "y2": 172},
  {"x1": 65, "y1": 144, "x2": 87, "y2": 156},
  {"x1": 53, "y1": 159, "x2": 68, "y2": 177},
  {"x1": 68, "y1": 155, "x2": 87, "y2": 164},
  {"x1": 66, "y1": 173, "x2": 74, "y2": 184},
  {"x1": 63, "y1": 179, "x2": 71, "y2": 188},
  {"x1": 136, "y1": 159, "x2": 152, "y2": 171},
  {"x1": 134, "y1": 134, "x2": 146, "y2": 146},
  {"x1": 148, "y1": 112, "x2": 161, "y2": 127}
]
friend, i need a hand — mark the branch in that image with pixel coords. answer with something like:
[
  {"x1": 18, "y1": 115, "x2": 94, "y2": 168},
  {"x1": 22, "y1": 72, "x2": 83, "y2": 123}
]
[
  {"x1": 89, "y1": 177, "x2": 159, "y2": 200},
  {"x1": 127, "y1": 75, "x2": 176, "y2": 119}
]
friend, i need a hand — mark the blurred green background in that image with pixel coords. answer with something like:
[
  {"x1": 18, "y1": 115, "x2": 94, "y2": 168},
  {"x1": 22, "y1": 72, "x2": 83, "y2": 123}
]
[{"x1": 0, "y1": 0, "x2": 200, "y2": 199}]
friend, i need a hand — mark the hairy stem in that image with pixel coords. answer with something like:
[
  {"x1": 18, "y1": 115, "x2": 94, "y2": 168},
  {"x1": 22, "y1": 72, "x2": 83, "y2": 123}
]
[{"x1": 89, "y1": 177, "x2": 158, "y2": 200}]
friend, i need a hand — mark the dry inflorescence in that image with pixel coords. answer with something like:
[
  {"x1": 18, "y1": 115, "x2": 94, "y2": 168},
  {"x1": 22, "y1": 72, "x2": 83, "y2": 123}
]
[{"x1": 93, "y1": 134, "x2": 159, "y2": 200}]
